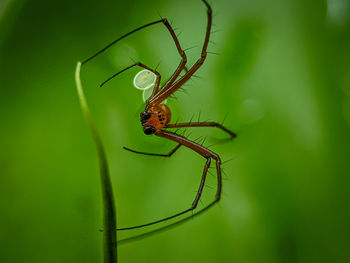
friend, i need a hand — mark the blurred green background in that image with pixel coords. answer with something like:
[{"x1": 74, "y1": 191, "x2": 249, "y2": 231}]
[{"x1": 1, "y1": 0, "x2": 350, "y2": 262}]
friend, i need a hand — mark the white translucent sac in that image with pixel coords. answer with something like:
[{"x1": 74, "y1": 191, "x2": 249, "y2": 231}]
[
  {"x1": 133, "y1": 69, "x2": 167, "y2": 103},
  {"x1": 133, "y1": 69, "x2": 156, "y2": 90},
  {"x1": 142, "y1": 87, "x2": 153, "y2": 102}
]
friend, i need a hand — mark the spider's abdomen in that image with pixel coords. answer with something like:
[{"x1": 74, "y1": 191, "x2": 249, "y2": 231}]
[{"x1": 142, "y1": 104, "x2": 171, "y2": 133}]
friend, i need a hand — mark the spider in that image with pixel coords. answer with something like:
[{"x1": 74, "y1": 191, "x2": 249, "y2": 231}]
[{"x1": 81, "y1": 0, "x2": 237, "y2": 233}]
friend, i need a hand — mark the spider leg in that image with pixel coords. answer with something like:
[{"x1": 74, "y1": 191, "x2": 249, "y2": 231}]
[
  {"x1": 123, "y1": 144, "x2": 181, "y2": 157},
  {"x1": 118, "y1": 199, "x2": 217, "y2": 244},
  {"x1": 117, "y1": 130, "x2": 221, "y2": 231},
  {"x1": 149, "y1": 22, "x2": 187, "y2": 99},
  {"x1": 99, "y1": 63, "x2": 161, "y2": 95},
  {"x1": 149, "y1": 0, "x2": 213, "y2": 105},
  {"x1": 117, "y1": 151, "x2": 222, "y2": 244},
  {"x1": 165, "y1": 122, "x2": 237, "y2": 139},
  {"x1": 160, "y1": 65, "x2": 189, "y2": 91},
  {"x1": 81, "y1": 18, "x2": 186, "y2": 66},
  {"x1": 81, "y1": 18, "x2": 187, "y2": 98}
]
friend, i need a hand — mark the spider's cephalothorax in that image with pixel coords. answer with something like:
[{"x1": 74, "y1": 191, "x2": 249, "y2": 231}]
[{"x1": 141, "y1": 104, "x2": 171, "y2": 135}]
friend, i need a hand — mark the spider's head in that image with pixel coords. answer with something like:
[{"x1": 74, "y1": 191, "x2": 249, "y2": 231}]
[
  {"x1": 140, "y1": 110, "x2": 155, "y2": 135},
  {"x1": 140, "y1": 111, "x2": 151, "y2": 124},
  {"x1": 140, "y1": 104, "x2": 171, "y2": 135},
  {"x1": 143, "y1": 126, "x2": 156, "y2": 135}
]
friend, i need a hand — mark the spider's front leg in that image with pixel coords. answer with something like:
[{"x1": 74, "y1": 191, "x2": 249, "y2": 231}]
[
  {"x1": 150, "y1": 0, "x2": 213, "y2": 105},
  {"x1": 99, "y1": 62, "x2": 161, "y2": 93}
]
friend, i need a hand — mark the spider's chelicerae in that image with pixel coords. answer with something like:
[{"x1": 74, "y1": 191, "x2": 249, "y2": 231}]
[{"x1": 81, "y1": 0, "x2": 237, "y2": 233}]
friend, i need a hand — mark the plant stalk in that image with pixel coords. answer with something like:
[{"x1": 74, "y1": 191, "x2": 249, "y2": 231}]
[{"x1": 75, "y1": 61, "x2": 117, "y2": 263}]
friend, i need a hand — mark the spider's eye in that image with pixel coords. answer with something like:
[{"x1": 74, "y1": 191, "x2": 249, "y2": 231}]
[
  {"x1": 143, "y1": 126, "x2": 156, "y2": 135},
  {"x1": 140, "y1": 111, "x2": 151, "y2": 123}
]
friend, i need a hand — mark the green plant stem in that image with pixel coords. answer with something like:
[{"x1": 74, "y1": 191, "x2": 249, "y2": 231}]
[{"x1": 75, "y1": 62, "x2": 117, "y2": 263}]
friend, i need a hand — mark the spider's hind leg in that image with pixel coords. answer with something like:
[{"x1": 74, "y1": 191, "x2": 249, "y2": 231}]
[{"x1": 116, "y1": 130, "x2": 222, "y2": 231}]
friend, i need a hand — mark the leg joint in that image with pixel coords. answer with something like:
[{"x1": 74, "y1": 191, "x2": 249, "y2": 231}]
[
  {"x1": 213, "y1": 155, "x2": 221, "y2": 162},
  {"x1": 180, "y1": 51, "x2": 187, "y2": 61}
]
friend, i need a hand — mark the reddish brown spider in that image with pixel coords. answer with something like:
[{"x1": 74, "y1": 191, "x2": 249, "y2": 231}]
[{"x1": 81, "y1": 0, "x2": 236, "y2": 234}]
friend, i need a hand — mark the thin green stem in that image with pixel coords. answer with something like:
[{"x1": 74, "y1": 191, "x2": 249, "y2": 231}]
[{"x1": 75, "y1": 62, "x2": 117, "y2": 263}]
